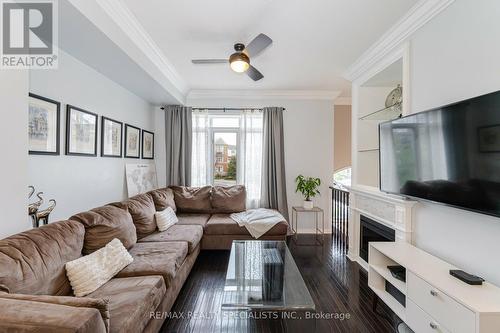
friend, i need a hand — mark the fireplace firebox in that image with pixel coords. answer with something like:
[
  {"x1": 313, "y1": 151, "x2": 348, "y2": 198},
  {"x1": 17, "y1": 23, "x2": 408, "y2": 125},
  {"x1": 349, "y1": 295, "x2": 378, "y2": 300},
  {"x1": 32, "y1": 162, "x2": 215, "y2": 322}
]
[{"x1": 359, "y1": 215, "x2": 395, "y2": 262}]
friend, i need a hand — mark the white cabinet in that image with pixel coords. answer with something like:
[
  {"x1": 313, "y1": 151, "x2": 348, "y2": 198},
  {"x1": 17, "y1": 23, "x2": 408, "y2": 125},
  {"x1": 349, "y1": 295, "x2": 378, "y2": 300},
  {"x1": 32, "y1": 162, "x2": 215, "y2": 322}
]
[{"x1": 368, "y1": 242, "x2": 500, "y2": 333}]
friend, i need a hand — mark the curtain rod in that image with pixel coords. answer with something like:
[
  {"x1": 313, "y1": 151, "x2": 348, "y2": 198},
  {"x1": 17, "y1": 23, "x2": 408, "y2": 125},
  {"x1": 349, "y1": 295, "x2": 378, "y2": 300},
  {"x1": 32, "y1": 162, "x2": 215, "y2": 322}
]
[{"x1": 160, "y1": 107, "x2": 285, "y2": 111}]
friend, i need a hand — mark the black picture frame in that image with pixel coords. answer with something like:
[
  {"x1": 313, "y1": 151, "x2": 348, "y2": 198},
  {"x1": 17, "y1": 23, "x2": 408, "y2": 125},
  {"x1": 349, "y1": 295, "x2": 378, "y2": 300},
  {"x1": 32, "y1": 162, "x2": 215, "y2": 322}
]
[
  {"x1": 101, "y1": 116, "x2": 123, "y2": 158},
  {"x1": 478, "y1": 124, "x2": 500, "y2": 153},
  {"x1": 28, "y1": 93, "x2": 60, "y2": 155},
  {"x1": 142, "y1": 130, "x2": 155, "y2": 159},
  {"x1": 124, "y1": 124, "x2": 141, "y2": 158},
  {"x1": 65, "y1": 105, "x2": 98, "y2": 156}
]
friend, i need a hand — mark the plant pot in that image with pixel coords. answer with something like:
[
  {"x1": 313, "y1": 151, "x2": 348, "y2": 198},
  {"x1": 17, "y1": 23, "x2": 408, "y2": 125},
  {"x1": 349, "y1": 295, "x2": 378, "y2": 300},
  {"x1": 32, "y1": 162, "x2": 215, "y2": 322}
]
[{"x1": 303, "y1": 200, "x2": 313, "y2": 210}]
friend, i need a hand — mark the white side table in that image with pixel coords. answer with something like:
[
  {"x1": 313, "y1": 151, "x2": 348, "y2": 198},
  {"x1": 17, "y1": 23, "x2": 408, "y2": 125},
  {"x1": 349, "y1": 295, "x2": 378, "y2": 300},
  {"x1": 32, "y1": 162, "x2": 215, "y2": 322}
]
[{"x1": 291, "y1": 206, "x2": 325, "y2": 245}]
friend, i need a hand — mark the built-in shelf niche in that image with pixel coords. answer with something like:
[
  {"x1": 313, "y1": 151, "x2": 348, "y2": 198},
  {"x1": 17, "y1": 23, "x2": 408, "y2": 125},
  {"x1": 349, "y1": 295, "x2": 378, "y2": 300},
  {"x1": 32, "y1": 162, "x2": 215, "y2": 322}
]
[{"x1": 355, "y1": 58, "x2": 404, "y2": 188}]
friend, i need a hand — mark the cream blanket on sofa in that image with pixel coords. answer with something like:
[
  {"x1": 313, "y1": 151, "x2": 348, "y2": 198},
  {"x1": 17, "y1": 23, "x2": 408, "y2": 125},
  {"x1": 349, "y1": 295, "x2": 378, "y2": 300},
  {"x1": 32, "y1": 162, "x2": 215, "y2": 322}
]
[{"x1": 230, "y1": 208, "x2": 285, "y2": 239}]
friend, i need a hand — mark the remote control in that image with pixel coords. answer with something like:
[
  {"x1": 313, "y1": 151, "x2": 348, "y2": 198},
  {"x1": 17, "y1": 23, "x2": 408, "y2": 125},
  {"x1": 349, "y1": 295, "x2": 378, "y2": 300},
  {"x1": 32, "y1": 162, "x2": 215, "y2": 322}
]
[{"x1": 450, "y1": 270, "x2": 484, "y2": 285}]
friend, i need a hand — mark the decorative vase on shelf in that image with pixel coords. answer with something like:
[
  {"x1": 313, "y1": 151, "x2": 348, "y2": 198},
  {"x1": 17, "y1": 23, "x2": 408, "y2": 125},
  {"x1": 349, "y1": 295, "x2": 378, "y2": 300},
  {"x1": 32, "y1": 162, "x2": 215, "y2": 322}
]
[{"x1": 303, "y1": 200, "x2": 314, "y2": 210}]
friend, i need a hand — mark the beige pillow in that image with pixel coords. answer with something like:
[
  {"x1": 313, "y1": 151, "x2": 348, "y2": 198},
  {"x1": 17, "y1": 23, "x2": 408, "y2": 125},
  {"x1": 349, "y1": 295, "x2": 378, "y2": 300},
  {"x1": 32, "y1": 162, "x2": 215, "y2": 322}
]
[
  {"x1": 65, "y1": 238, "x2": 133, "y2": 297},
  {"x1": 155, "y1": 207, "x2": 178, "y2": 232}
]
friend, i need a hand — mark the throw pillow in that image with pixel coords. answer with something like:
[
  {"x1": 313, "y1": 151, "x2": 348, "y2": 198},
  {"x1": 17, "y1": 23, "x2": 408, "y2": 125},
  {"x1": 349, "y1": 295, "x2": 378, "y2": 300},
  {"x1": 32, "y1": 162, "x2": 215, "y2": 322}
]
[
  {"x1": 149, "y1": 188, "x2": 176, "y2": 212},
  {"x1": 170, "y1": 186, "x2": 212, "y2": 213},
  {"x1": 70, "y1": 205, "x2": 137, "y2": 255},
  {"x1": 155, "y1": 207, "x2": 178, "y2": 231},
  {"x1": 65, "y1": 238, "x2": 133, "y2": 297}
]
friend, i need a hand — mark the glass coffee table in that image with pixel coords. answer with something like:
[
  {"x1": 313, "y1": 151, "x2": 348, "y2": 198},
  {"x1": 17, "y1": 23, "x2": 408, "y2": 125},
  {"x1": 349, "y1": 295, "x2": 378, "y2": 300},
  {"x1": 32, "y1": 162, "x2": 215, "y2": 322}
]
[{"x1": 221, "y1": 240, "x2": 316, "y2": 332}]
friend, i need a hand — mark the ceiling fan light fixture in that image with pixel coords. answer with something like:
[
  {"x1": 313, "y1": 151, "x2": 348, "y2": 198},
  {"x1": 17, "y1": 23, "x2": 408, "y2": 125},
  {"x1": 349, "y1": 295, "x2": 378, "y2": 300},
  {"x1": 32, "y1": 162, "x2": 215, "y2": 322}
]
[{"x1": 229, "y1": 52, "x2": 250, "y2": 73}]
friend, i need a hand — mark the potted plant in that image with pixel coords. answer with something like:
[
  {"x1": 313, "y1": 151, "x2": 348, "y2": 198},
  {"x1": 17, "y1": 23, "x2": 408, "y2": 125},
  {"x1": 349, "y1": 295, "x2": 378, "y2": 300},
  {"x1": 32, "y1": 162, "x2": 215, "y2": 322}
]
[{"x1": 295, "y1": 175, "x2": 321, "y2": 210}]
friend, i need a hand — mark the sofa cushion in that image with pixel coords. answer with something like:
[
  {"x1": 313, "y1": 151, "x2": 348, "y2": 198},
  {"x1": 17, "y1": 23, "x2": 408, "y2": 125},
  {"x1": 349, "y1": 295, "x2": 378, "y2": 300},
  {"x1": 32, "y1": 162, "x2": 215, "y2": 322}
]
[
  {"x1": 86, "y1": 276, "x2": 165, "y2": 333},
  {"x1": 211, "y1": 185, "x2": 246, "y2": 213},
  {"x1": 112, "y1": 193, "x2": 157, "y2": 238},
  {"x1": 176, "y1": 213, "x2": 211, "y2": 228},
  {"x1": 138, "y1": 225, "x2": 203, "y2": 253},
  {"x1": 0, "y1": 297, "x2": 107, "y2": 333},
  {"x1": 149, "y1": 187, "x2": 176, "y2": 212},
  {"x1": 66, "y1": 239, "x2": 134, "y2": 297},
  {"x1": 0, "y1": 292, "x2": 110, "y2": 332},
  {"x1": 115, "y1": 242, "x2": 188, "y2": 287},
  {"x1": 70, "y1": 205, "x2": 137, "y2": 254},
  {"x1": 0, "y1": 220, "x2": 84, "y2": 296},
  {"x1": 171, "y1": 186, "x2": 212, "y2": 213},
  {"x1": 205, "y1": 213, "x2": 288, "y2": 236}
]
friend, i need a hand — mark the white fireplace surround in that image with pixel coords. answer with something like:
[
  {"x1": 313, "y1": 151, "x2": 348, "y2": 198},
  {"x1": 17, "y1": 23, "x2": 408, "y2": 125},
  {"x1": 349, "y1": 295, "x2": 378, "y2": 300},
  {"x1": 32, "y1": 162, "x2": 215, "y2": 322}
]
[{"x1": 347, "y1": 185, "x2": 417, "y2": 269}]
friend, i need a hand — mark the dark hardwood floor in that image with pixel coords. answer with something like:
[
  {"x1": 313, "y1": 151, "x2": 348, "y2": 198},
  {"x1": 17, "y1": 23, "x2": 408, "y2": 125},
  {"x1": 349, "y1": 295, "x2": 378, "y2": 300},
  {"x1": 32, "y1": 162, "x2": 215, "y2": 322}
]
[{"x1": 161, "y1": 235, "x2": 400, "y2": 333}]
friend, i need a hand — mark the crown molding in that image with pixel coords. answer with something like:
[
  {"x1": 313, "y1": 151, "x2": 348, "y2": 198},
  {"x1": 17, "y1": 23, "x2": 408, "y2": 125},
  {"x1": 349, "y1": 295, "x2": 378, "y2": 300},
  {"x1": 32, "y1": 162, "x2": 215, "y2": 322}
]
[
  {"x1": 334, "y1": 97, "x2": 352, "y2": 105},
  {"x1": 96, "y1": 0, "x2": 189, "y2": 97},
  {"x1": 343, "y1": 0, "x2": 455, "y2": 82},
  {"x1": 187, "y1": 89, "x2": 341, "y2": 101}
]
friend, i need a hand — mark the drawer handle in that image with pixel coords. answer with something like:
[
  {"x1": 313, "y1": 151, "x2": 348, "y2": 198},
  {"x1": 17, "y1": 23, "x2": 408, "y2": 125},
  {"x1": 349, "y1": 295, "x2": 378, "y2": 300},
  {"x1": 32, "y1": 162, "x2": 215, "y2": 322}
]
[
  {"x1": 429, "y1": 322, "x2": 439, "y2": 329},
  {"x1": 430, "y1": 290, "x2": 439, "y2": 296}
]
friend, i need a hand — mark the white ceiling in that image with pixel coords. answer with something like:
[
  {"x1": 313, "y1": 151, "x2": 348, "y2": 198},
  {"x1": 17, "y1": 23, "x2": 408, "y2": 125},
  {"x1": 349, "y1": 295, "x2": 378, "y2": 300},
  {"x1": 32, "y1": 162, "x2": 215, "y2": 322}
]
[{"x1": 122, "y1": 0, "x2": 417, "y2": 96}]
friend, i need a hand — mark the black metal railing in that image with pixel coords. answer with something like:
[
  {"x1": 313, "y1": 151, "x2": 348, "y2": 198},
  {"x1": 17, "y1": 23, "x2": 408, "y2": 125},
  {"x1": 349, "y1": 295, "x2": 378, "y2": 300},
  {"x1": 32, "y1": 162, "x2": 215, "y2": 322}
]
[{"x1": 330, "y1": 184, "x2": 350, "y2": 252}]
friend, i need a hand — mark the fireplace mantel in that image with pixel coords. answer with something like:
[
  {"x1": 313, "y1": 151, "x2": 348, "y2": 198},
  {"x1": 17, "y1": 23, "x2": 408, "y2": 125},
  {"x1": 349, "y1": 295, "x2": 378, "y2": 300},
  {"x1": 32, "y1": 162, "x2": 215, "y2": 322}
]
[{"x1": 346, "y1": 185, "x2": 417, "y2": 269}]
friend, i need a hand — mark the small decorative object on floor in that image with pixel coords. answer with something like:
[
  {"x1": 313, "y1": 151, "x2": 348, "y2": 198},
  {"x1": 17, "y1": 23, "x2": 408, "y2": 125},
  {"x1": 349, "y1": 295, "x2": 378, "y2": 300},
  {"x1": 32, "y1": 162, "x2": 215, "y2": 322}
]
[{"x1": 295, "y1": 175, "x2": 321, "y2": 210}]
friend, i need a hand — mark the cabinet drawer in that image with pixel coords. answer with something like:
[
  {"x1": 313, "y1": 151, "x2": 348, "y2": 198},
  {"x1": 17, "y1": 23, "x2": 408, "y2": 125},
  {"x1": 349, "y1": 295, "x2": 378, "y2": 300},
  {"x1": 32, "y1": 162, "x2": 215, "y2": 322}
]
[
  {"x1": 407, "y1": 299, "x2": 450, "y2": 333},
  {"x1": 407, "y1": 272, "x2": 476, "y2": 333}
]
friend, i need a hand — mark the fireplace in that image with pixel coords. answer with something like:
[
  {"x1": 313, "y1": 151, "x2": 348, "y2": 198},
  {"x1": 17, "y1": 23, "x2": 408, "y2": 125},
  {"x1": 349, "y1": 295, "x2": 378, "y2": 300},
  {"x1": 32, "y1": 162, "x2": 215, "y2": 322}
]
[{"x1": 359, "y1": 215, "x2": 395, "y2": 262}]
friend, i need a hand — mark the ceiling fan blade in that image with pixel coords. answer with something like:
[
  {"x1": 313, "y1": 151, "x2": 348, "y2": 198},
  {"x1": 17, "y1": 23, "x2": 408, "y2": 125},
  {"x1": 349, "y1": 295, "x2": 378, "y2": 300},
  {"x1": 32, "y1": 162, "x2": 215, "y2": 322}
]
[
  {"x1": 191, "y1": 59, "x2": 228, "y2": 64},
  {"x1": 246, "y1": 65, "x2": 264, "y2": 81},
  {"x1": 243, "y1": 33, "x2": 272, "y2": 58}
]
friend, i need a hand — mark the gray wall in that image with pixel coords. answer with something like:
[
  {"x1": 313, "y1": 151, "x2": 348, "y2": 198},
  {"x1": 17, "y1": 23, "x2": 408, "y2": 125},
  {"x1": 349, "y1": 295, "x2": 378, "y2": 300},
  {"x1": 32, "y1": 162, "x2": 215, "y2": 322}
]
[{"x1": 29, "y1": 50, "x2": 156, "y2": 222}]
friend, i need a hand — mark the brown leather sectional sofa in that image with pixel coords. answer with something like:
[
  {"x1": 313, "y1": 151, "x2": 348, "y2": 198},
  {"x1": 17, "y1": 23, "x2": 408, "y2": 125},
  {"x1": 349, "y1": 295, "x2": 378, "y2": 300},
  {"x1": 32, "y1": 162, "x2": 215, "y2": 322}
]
[{"x1": 0, "y1": 185, "x2": 288, "y2": 333}]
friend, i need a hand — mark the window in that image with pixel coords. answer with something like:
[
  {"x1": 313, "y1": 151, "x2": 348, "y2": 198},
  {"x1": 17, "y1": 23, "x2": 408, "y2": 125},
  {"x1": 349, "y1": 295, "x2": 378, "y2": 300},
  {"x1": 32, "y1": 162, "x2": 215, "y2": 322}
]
[
  {"x1": 214, "y1": 132, "x2": 237, "y2": 186},
  {"x1": 334, "y1": 167, "x2": 352, "y2": 187},
  {"x1": 191, "y1": 110, "x2": 263, "y2": 207}
]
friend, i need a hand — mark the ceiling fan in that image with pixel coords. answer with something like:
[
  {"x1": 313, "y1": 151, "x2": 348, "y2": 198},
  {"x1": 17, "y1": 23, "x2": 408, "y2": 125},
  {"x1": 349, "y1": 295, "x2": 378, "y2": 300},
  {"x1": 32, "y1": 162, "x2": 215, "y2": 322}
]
[{"x1": 191, "y1": 33, "x2": 272, "y2": 81}]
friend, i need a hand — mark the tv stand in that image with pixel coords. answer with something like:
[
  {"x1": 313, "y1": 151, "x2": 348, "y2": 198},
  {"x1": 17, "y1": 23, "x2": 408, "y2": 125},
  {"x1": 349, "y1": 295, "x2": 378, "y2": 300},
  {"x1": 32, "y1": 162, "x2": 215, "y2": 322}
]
[{"x1": 368, "y1": 242, "x2": 500, "y2": 333}]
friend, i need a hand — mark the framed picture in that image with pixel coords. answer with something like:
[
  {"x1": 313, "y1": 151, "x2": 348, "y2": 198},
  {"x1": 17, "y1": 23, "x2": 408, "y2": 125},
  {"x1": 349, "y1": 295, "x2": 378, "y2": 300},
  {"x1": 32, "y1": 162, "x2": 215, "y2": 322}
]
[
  {"x1": 66, "y1": 105, "x2": 98, "y2": 156},
  {"x1": 101, "y1": 116, "x2": 123, "y2": 158},
  {"x1": 124, "y1": 124, "x2": 141, "y2": 158},
  {"x1": 142, "y1": 130, "x2": 154, "y2": 159},
  {"x1": 478, "y1": 125, "x2": 500, "y2": 153},
  {"x1": 28, "y1": 93, "x2": 60, "y2": 155}
]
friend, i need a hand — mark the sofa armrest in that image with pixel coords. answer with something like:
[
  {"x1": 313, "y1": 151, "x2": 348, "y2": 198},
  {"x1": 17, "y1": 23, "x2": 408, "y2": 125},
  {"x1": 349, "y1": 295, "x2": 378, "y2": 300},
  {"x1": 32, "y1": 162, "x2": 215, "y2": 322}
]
[{"x1": 0, "y1": 297, "x2": 107, "y2": 333}]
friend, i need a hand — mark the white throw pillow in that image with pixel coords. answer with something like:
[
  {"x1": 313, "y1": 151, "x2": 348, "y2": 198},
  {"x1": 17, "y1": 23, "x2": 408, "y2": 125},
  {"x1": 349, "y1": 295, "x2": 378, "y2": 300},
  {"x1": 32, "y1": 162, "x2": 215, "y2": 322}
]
[
  {"x1": 155, "y1": 207, "x2": 178, "y2": 231},
  {"x1": 65, "y1": 238, "x2": 133, "y2": 297}
]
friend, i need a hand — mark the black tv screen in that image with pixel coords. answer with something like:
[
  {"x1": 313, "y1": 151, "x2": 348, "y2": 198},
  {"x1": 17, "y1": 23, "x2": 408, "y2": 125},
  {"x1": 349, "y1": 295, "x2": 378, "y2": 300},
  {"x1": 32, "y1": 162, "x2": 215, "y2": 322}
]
[{"x1": 379, "y1": 90, "x2": 500, "y2": 217}]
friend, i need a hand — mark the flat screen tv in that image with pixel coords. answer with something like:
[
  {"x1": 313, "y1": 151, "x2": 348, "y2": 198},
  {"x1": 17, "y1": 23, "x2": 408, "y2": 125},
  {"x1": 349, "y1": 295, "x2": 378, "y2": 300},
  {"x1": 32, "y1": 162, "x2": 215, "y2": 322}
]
[{"x1": 379, "y1": 90, "x2": 500, "y2": 218}]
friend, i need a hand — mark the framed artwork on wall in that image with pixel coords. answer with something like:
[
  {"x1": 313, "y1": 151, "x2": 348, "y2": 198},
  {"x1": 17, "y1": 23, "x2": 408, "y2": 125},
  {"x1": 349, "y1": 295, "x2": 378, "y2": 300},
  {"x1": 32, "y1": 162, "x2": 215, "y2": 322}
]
[
  {"x1": 124, "y1": 124, "x2": 141, "y2": 158},
  {"x1": 28, "y1": 93, "x2": 60, "y2": 155},
  {"x1": 101, "y1": 116, "x2": 123, "y2": 158},
  {"x1": 478, "y1": 125, "x2": 500, "y2": 153},
  {"x1": 66, "y1": 105, "x2": 98, "y2": 156},
  {"x1": 142, "y1": 130, "x2": 154, "y2": 159}
]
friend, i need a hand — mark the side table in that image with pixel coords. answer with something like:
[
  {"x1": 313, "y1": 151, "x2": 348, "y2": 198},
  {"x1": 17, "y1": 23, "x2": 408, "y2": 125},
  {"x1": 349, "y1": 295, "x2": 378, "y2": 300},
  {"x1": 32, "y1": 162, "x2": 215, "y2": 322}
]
[{"x1": 291, "y1": 206, "x2": 325, "y2": 245}]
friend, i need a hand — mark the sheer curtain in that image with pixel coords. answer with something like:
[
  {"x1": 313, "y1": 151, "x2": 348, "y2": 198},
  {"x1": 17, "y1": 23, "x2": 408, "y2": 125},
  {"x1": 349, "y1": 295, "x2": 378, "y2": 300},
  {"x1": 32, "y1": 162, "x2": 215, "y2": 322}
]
[
  {"x1": 191, "y1": 110, "x2": 212, "y2": 186},
  {"x1": 238, "y1": 110, "x2": 263, "y2": 208}
]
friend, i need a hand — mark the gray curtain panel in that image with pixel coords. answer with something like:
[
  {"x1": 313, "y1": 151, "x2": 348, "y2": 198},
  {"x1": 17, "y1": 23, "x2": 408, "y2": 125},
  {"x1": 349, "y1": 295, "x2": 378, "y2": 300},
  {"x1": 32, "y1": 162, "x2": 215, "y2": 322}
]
[
  {"x1": 260, "y1": 107, "x2": 289, "y2": 221},
  {"x1": 164, "y1": 105, "x2": 192, "y2": 186}
]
